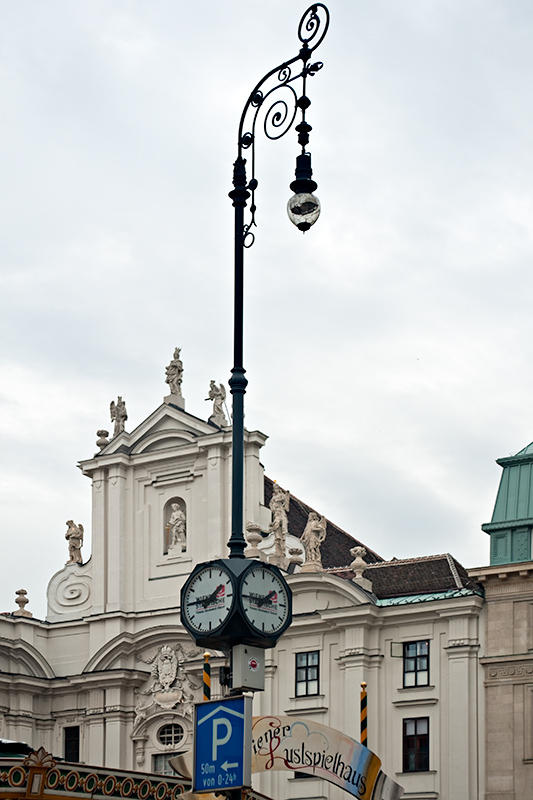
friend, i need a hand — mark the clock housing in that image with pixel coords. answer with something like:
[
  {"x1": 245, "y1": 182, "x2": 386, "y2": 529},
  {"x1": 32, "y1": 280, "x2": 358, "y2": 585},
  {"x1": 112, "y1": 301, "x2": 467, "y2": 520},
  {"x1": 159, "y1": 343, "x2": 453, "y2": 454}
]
[{"x1": 180, "y1": 558, "x2": 293, "y2": 650}]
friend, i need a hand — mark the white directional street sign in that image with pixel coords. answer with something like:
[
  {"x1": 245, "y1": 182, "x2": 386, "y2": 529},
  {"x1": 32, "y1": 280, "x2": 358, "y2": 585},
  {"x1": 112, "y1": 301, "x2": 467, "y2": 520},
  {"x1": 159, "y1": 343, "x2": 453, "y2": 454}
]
[{"x1": 193, "y1": 695, "x2": 252, "y2": 794}]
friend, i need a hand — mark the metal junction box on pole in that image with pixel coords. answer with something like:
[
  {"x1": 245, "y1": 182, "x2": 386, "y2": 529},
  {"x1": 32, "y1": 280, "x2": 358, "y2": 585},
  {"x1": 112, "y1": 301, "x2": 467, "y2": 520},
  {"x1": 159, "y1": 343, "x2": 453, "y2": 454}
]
[{"x1": 231, "y1": 644, "x2": 265, "y2": 692}]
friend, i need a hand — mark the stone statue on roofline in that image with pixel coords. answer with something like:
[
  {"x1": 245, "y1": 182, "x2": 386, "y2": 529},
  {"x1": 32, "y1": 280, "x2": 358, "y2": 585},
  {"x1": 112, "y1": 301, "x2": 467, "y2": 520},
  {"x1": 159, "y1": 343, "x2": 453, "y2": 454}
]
[
  {"x1": 65, "y1": 520, "x2": 84, "y2": 565},
  {"x1": 165, "y1": 347, "x2": 185, "y2": 408},
  {"x1": 268, "y1": 483, "x2": 290, "y2": 567},
  {"x1": 110, "y1": 396, "x2": 127, "y2": 437},
  {"x1": 206, "y1": 380, "x2": 228, "y2": 426},
  {"x1": 300, "y1": 511, "x2": 327, "y2": 572}
]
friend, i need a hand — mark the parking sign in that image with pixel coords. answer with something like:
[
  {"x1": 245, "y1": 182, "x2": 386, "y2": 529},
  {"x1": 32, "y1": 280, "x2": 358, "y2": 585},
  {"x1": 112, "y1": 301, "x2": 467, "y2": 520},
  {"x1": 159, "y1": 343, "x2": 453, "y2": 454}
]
[{"x1": 193, "y1": 695, "x2": 252, "y2": 793}]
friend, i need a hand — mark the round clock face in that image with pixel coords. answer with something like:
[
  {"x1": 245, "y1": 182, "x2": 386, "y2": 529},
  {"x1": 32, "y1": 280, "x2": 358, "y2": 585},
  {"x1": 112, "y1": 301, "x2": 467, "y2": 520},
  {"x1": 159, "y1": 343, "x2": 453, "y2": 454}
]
[
  {"x1": 240, "y1": 564, "x2": 291, "y2": 635},
  {"x1": 182, "y1": 564, "x2": 235, "y2": 634}
]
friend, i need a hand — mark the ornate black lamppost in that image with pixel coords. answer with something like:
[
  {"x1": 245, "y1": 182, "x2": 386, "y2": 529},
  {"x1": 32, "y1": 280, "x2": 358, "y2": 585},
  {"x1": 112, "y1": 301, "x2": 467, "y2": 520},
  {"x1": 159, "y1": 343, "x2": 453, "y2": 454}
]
[
  {"x1": 227, "y1": 3, "x2": 330, "y2": 560},
  {"x1": 180, "y1": 4, "x2": 329, "y2": 661}
]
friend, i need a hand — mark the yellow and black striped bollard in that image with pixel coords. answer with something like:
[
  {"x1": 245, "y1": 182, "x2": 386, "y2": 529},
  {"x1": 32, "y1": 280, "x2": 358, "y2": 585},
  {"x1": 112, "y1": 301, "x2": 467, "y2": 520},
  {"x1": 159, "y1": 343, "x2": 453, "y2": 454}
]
[
  {"x1": 360, "y1": 681, "x2": 367, "y2": 748},
  {"x1": 203, "y1": 652, "x2": 211, "y2": 701}
]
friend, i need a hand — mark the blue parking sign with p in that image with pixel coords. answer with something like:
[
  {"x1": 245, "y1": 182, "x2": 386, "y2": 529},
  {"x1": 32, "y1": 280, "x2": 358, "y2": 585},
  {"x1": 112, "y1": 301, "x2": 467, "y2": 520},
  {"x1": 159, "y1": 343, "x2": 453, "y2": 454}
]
[{"x1": 193, "y1": 695, "x2": 252, "y2": 793}]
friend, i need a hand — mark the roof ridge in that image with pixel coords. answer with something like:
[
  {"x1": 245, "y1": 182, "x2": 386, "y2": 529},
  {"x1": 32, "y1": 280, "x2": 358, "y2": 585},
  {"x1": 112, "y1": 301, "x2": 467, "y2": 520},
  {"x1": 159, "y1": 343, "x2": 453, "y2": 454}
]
[
  {"x1": 364, "y1": 553, "x2": 451, "y2": 568},
  {"x1": 326, "y1": 553, "x2": 451, "y2": 572},
  {"x1": 445, "y1": 553, "x2": 463, "y2": 589}
]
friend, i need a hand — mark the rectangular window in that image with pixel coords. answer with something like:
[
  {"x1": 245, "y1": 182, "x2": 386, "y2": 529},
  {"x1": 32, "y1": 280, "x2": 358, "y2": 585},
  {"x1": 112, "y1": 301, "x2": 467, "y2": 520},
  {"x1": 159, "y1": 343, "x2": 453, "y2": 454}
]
[
  {"x1": 403, "y1": 640, "x2": 429, "y2": 687},
  {"x1": 152, "y1": 753, "x2": 182, "y2": 775},
  {"x1": 402, "y1": 717, "x2": 429, "y2": 772},
  {"x1": 295, "y1": 650, "x2": 319, "y2": 696},
  {"x1": 64, "y1": 726, "x2": 80, "y2": 762}
]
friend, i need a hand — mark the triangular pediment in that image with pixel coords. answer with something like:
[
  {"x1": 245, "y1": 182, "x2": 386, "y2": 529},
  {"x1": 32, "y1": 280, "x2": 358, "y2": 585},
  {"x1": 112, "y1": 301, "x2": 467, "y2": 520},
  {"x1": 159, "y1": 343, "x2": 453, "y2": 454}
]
[{"x1": 90, "y1": 403, "x2": 223, "y2": 459}]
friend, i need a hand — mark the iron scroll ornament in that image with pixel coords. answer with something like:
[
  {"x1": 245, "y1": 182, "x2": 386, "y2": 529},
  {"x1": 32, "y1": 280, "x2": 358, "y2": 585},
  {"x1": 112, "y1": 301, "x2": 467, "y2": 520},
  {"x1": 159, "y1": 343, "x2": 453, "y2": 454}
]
[{"x1": 230, "y1": 3, "x2": 330, "y2": 247}]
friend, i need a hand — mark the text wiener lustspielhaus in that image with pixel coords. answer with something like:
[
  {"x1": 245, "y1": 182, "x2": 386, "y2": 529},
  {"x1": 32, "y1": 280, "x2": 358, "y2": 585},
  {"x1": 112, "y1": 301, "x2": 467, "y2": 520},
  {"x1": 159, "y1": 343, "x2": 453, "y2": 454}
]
[{"x1": 251, "y1": 716, "x2": 381, "y2": 800}]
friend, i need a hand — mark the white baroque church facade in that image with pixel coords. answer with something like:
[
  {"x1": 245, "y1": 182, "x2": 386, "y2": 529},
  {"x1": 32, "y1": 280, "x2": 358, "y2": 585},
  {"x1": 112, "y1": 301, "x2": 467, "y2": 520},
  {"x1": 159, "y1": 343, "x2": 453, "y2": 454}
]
[{"x1": 2, "y1": 351, "x2": 522, "y2": 800}]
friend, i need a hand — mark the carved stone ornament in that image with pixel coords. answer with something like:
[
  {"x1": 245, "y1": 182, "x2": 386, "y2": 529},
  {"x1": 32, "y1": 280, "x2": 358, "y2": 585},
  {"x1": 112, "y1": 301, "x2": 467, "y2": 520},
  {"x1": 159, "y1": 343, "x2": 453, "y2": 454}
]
[
  {"x1": 13, "y1": 589, "x2": 32, "y2": 618},
  {"x1": 350, "y1": 546, "x2": 373, "y2": 593},
  {"x1": 165, "y1": 347, "x2": 185, "y2": 408},
  {"x1": 96, "y1": 429, "x2": 110, "y2": 450},
  {"x1": 244, "y1": 521, "x2": 265, "y2": 560},
  {"x1": 110, "y1": 396, "x2": 127, "y2": 437},
  {"x1": 206, "y1": 380, "x2": 228, "y2": 427},
  {"x1": 135, "y1": 739, "x2": 147, "y2": 768},
  {"x1": 47, "y1": 563, "x2": 92, "y2": 622},
  {"x1": 268, "y1": 483, "x2": 290, "y2": 568},
  {"x1": 134, "y1": 644, "x2": 202, "y2": 726},
  {"x1": 300, "y1": 511, "x2": 327, "y2": 572},
  {"x1": 65, "y1": 520, "x2": 84, "y2": 565},
  {"x1": 485, "y1": 661, "x2": 533, "y2": 681},
  {"x1": 288, "y1": 546, "x2": 305, "y2": 567}
]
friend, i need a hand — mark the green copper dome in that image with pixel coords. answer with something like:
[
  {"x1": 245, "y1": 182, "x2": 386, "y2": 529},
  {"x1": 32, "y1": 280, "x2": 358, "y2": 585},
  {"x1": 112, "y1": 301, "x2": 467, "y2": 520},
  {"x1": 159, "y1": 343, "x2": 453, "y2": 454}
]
[{"x1": 482, "y1": 442, "x2": 533, "y2": 565}]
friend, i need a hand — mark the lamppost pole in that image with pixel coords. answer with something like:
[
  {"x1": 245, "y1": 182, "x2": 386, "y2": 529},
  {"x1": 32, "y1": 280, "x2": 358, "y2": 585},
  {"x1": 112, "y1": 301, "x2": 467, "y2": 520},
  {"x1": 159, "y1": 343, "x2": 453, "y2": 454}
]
[
  {"x1": 226, "y1": 4, "x2": 330, "y2": 559},
  {"x1": 227, "y1": 157, "x2": 249, "y2": 558}
]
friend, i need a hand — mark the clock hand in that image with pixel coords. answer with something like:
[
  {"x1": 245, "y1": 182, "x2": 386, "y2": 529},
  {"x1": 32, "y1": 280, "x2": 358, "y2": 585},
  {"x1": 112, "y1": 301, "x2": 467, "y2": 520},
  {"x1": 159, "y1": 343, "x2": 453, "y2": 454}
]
[
  {"x1": 260, "y1": 589, "x2": 276, "y2": 607},
  {"x1": 242, "y1": 590, "x2": 277, "y2": 607},
  {"x1": 202, "y1": 584, "x2": 224, "y2": 608}
]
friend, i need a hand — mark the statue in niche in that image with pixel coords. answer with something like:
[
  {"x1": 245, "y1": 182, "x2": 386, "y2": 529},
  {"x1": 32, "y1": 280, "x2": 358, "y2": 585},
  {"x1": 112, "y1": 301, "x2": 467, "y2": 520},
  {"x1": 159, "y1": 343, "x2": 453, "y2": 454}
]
[
  {"x1": 300, "y1": 511, "x2": 327, "y2": 571},
  {"x1": 269, "y1": 483, "x2": 290, "y2": 560},
  {"x1": 65, "y1": 520, "x2": 84, "y2": 565},
  {"x1": 110, "y1": 396, "x2": 127, "y2": 437},
  {"x1": 165, "y1": 347, "x2": 184, "y2": 404},
  {"x1": 166, "y1": 502, "x2": 187, "y2": 553},
  {"x1": 206, "y1": 380, "x2": 228, "y2": 426}
]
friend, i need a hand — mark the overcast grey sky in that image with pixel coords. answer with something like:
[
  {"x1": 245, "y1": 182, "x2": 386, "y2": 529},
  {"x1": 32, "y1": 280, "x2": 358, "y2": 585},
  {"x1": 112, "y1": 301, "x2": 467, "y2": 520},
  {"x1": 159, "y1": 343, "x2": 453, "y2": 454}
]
[{"x1": 2, "y1": 0, "x2": 533, "y2": 618}]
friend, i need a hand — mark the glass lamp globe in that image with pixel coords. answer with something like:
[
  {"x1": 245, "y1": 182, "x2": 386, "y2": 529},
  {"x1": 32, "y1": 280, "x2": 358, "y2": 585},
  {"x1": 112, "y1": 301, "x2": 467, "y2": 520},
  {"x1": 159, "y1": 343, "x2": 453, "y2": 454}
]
[{"x1": 287, "y1": 192, "x2": 321, "y2": 232}]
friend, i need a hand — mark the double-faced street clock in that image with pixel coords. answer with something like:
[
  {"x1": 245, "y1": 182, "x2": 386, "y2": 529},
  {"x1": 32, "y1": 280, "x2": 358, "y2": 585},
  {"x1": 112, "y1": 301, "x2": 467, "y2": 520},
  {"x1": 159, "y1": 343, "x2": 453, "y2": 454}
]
[{"x1": 180, "y1": 558, "x2": 292, "y2": 650}]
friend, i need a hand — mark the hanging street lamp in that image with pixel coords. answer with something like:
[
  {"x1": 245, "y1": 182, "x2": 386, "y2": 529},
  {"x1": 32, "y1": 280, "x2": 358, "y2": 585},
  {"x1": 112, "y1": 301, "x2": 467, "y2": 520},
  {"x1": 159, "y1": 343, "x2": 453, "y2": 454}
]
[
  {"x1": 227, "y1": 2, "x2": 330, "y2": 560},
  {"x1": 180, "y1": 3, "x2": 329, "y2": 665}
]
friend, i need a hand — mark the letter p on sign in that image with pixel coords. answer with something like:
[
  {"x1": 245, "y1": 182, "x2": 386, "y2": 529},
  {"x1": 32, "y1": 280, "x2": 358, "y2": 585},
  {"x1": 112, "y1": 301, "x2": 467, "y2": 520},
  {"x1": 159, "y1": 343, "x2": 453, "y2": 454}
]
[{"x1": 212, "y1": 718, "x2": 232, "y2": 760}]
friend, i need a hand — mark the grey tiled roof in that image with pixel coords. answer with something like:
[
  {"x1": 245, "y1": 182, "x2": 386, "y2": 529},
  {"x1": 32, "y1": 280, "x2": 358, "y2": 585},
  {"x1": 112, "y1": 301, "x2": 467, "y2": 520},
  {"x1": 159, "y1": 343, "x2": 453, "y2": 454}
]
[{"x1": 264, "y1": 476, "x2": 383, "y2": 568}]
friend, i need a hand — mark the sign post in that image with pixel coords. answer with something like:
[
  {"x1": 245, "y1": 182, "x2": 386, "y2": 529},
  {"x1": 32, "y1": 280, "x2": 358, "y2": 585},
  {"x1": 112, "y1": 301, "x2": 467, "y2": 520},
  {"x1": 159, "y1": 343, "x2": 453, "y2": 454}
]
[{"x1": 193, "y1": 696, "x2": 252, "y2": 794}]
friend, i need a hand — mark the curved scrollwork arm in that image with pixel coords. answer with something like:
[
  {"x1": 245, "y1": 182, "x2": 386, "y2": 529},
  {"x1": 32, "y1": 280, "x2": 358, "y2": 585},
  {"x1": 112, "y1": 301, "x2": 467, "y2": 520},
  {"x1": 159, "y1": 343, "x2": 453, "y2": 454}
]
[{"x1": 230, "y1": 3, "x2": 329, "y2": 247}]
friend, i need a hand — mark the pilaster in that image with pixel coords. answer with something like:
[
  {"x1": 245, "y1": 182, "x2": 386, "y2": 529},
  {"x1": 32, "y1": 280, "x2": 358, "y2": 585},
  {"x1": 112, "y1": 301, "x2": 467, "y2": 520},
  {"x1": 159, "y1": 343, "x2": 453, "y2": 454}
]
[{"x1": 106, "y1": 464, "x2": 129, "y2": 612}]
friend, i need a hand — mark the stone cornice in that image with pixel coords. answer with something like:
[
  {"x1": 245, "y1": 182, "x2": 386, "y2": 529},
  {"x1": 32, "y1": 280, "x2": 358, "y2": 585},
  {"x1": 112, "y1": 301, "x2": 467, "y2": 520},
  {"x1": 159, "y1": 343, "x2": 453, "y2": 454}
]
[
  {"x1": 469, "y1": 561, "x2": 533, "y2": 582},
  {"x1": 445, "y1": 638, "x2": 480, "y2": 649},
  {"x1": 392, "y1": 697, "x2": 438, "y2": 708},
  {"x1": 482, "y1": 656, "x2": 533, "y2": 682},
  {"x1": 0, "y1": 668, "x2": 148, "y2": 693},
  {"x1": 470, "y1": 574, "x2": 533, "y2": 599}
]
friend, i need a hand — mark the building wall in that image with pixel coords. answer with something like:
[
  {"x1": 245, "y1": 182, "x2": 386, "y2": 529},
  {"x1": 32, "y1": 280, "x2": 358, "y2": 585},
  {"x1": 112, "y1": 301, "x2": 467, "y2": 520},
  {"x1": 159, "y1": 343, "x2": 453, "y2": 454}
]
[
  {"x1": 470, "y1": 562, "x2": 533, "y2": 800},
  {"x1": 0, "y1": 402, "x2": 485, "y2": 799}
]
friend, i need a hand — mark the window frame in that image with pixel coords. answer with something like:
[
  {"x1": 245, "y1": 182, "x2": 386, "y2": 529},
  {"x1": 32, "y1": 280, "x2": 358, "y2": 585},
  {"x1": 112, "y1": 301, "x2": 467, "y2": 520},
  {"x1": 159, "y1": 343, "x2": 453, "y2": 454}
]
[
  {"x1": 402, "y1": 639, "x2": 430, "y2": 688},
  {"x1": 295, "y1": 650, "x2": 320, "y2": 697},
  {"x1": 402, "y1": 717, "x2": 429, "y2": 773},
  {"x1": 157, "y1": 723, "x2": 184, "y2": 748},
  {"x1": 63, "y1": 726, "x2": 80, "y2": 762},
  {"x1": 152, "y1": 752, "x2": 183, "y2": 776}
]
